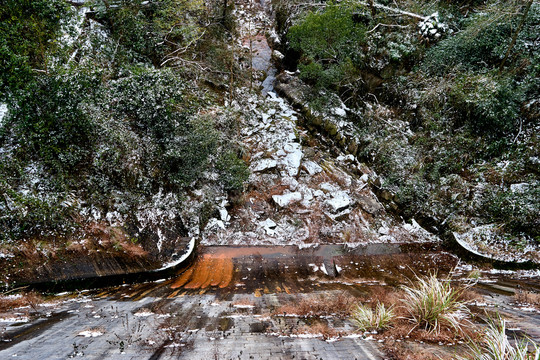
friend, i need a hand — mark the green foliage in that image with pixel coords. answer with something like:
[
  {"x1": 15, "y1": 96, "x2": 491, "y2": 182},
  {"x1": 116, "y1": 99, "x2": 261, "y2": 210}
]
[
  {"x1": 423, "y1": 4, "x2": 540, "y2": 74},
  {"x1": 92, "y1": 0, "x2": 205, "y2": 66},
  {"x1": 483, "y1": 183, "x2": 540, "y2": 238},
  {"x1": 449, "y1": 72, "x2": 524, "y2": 134},
  {"x1": 0, "y1": 181, "x2": 74, "y2": 243},
  {"x1": 216, "y1": 150, "x2": 250, "y2": 192},
  {"x1": 4, "y1": 72, "x2": 99, "y2": 173},
  {"x1": 0, "y1": 0, "x2": 70, "y2": 98},
  {"x1": 288, "y1": 3, "x2": 367, "y2": 89}
]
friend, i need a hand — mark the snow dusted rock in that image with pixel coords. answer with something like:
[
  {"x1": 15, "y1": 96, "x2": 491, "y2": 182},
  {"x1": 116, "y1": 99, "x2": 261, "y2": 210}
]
[
  {"x1": 336, "y1": 154, "x2": 355, "y2": 163},
  {"x1": 325, "y1": 191, "x2": 351, "y2": 213},
  {"x1": 332, "y1": 106, "x2": 347, "y2": 117},
  {"x1": 206, "y1": 218, "x2": 226, "y2": 231},
  {"x1": 272, "y1": 192, "x2": 302, "y2": 208},
  {"x1": 272, "y1": 50, "x2": 285, "y2": 61},
  {"x1": 283, "y1": 144, "x2": 303, "y2": 177},
  {"x1": 313, "y1": 189, "x2": 325, "y2": 198},
  {"x1": 378, "y1": 226, "x2": 389, "y2": 235},
  {"x1": 252, "y1": 159, "x2": 277, "y2": 172},
  {"x1": 360, "y1": 173, "x2": 369, "y2": 183},
  {"x1": 320, "y1": 182, "x2": 339, "y2": 194},
  {"x1": 219, "y1": 208, "x2": 231, "y2": 222},
  {"x1": 260, "y1": 218, "x2": 277, "y2": 235},
  {"x1": 283, "y1": 177, "x2": 300, "y2": 191},
  {"x1": 302, "y1": 161, "x2": 323, "y2": 176}
]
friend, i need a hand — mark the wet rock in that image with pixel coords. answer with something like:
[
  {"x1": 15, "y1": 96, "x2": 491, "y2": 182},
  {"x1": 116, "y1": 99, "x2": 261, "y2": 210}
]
[
  {"x1": 302, "y1": 160, "x2": 323, "y2": 176},
  {"x1": 272, "y1": 192, "x2": 303, "y2": 207},
  {"x1": 326, "y1": 191, "x2": 351, "y2": 213},
  {"x1": 380, "y1": 189, "x2": 394, "y2": 201}
]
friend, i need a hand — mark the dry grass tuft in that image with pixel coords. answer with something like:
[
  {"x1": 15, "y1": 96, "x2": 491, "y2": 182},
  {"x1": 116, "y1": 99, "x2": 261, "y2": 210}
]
[
  {"x1": 294, "y1": 322, "x2": 342, "y2": 340},
  {"x1": 274, "y1": 292, "x2": 356, "y2": 318},
  {"x1": 514, "y1": 290, "x2": 540, "y2": 310},
  {"x1": 401, "y1": 273, "x2": 470, "y2": 334},
  {"x1": 458, "y1": 314, "x2": 539, "y2": 360},
  {"x1": 352, "y1": 302, "x2": 395, "y2": 332},
  {"x1": 0, "y1": 291, "x2": 43, "y2": 312}
]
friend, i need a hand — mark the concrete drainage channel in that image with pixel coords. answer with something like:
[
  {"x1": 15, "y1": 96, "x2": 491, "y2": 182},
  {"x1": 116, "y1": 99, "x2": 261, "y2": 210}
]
[{"x1": 1, "y1": 244, "x2": 539, "y2": 359}]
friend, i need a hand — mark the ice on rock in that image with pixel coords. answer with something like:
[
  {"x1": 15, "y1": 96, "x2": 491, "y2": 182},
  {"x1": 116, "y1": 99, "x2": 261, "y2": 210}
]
[{"x1": 272, "y1": 192, "x2": 303, "y2": 208}]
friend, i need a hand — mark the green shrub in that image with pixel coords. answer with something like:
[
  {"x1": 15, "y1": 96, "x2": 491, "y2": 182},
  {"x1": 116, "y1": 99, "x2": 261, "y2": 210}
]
[
  {"x1": 483, "y1": 183, "x2": 540, "y2": 238},
  {"x1": 92, "y1": 0, "x2": 206, "y2": 66},
  {"x1": 0, "y1": 0, "x2": 70, "y2": 97},
  {"x1": 216, "y1": 150, "x2": 250, "y2": 192},
  {"x1": 422, "y1": 5, "x2": 540, "y2": 75},
  {"x1": 449, "y1": 72, "x2": 524, "y2": 134},
  {"x1": 0, "y1": 178, "x2": 74, "y2": 243},
  {"x1": 288, "y1": 3, "x2": 367, "y2": 89},
  {"x1": 5, "y1": 73, "x2": 99, "y2": 172}
]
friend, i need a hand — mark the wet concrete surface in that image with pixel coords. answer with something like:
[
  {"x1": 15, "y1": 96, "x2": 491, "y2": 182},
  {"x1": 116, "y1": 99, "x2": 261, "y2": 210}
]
[{"x1": 1, "y1": 245, "x2": 538, "y2": 359}]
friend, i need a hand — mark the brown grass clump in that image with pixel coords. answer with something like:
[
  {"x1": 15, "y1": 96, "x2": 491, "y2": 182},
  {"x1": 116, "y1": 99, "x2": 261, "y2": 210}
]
[
  {"x1": 294, "y1": 322, "x2": 342, "y2": 340},
  {"x1": 0, "y1": 291, "x2": 43, "y2": 312},
  {"x1": 514, "y1": 290, "x2": 540, "y2": 309},
  {"x1": 274, "y1": 292, "x2": 356, "y2": 318},
  {"x1": 232, "y1": 297, "x2": 255, "y2": 307}
]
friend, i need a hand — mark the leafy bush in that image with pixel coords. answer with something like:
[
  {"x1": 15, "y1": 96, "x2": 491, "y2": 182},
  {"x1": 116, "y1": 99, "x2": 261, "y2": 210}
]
[
  {"x1": 288, "y1": 3, "x2": 367, "y2": 89},
  {"x1": 422, "y1": 4, "x2": 540, "y2": 75},
  {"x1": 448, "y1": 72, "x2": 525, "y2": 134},
  {"x1": 4, "y1": 73, "x2": 99, "y2": 173},
  {"x1": 216, "y1": 150, "x2": 250, "y2": 192},
  {"x1": 0, "y1": 178, "x2": 74, "y2": 243},
  {"x1": 483, "y1": 183, "x2": 540, "y2": 238},
  {"x1": 0, "y1": 0, "x2": 70, "y2": 97},
  {"x1": 92, "y1": 0, "x2": 206, "y2": 66}
]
